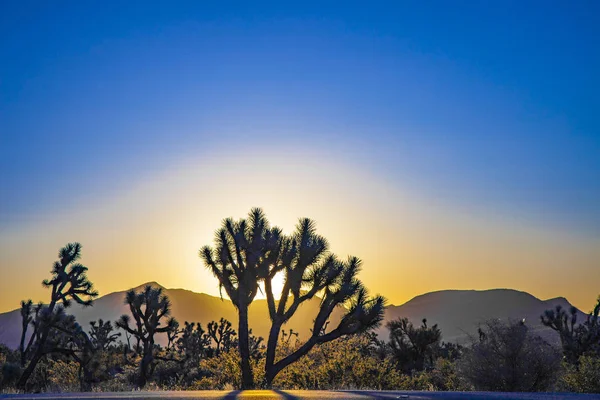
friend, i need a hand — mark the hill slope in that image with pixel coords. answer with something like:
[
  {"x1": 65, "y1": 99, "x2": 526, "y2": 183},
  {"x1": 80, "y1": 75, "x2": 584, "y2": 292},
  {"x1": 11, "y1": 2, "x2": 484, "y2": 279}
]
[
  {"x1": 0, "y1": 284, "x2": 583, "y2": 349},
  {"x1": 0, "y1": 282, "x2": 345, "y2": 348},
  {"x1": 384, "y1": 288, "x2": 586, "y2": 344}
]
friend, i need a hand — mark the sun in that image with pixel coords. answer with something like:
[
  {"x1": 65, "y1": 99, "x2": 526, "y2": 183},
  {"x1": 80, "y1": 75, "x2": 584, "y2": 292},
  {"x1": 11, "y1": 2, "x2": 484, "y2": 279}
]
[
  {"x1": 270, "y1": 271, "x2": 286, "y2": 300},
  {"x1": 257, "y1": 270, "x2": 286, "y2": 300}
]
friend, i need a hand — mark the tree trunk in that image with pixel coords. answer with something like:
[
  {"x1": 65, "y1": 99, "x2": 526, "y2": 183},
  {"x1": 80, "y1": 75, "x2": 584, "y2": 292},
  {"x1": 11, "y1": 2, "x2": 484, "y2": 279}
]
[
  {"x1": 79, "y1": 363, "x2": 93, "y2": 392},
  {"x1": 16, "y1": 349, "x2": 43, "y2": 390},
  {"x1": 19, "y1": 323, "x2": 28, "y2": 368},
  {"x1": 265, "y1": 320, "x2": 283, "y2": 387},
  {"x1": 238, "y1": 303, "x2": 254, "y2": 389},
  {"x1": 267, "y1": 330, "x2": 343, "y2": 386},
  {"x1": 138, "y1": 340, "x2": 153, "y2": 388}
]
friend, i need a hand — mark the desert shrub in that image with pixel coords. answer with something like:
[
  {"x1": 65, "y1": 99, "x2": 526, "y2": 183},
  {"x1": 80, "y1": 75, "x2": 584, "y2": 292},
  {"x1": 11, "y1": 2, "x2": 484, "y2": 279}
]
[
  {"x1": 1, "y1": 362, "x2": 21, "y2": 391},
  {"x1": 46, "y1": 360, "x2": 79, "y2": 393},
  {"x1": 272, "y1": 334, "x2": 403, "y2": 390},
  {"x1": 560, "y1": 355, "x2": 600, "y2": 393},
  {"x1": 0, "y1": 344, "x2": 21, "y2": 391},
  {"x1": 458, "y1": 319, "x2": 561, "y2": 392},
  {"x1": 90, "y1": 368, "x2": 136, "y2": 393},
  {"x1": 427, "y1": 358, "x2": 470, "y2": 391},
  {"x1": 152, "y1": 360, "x2": 182, "y2": 389},
  {"x1": 393, "y1": 358, "x2": 470, "y2": 391},
  {"x1": 198, "y1": 348, "x2": 264, "y2": 389}
]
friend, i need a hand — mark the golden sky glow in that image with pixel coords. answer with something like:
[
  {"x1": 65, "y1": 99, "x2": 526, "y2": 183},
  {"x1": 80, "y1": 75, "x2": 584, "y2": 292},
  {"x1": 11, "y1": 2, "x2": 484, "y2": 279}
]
[{"x1": 0, "y1": 147, "x2": 598, "y2": 313}]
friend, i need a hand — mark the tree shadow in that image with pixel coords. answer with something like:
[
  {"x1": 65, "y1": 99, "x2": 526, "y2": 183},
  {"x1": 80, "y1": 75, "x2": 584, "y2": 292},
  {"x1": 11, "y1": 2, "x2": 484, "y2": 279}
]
[
  {"x1": 335, "y1": 390, "x2": 404, "y2": 399},
  {"x1": 273, "y1": 389, "x2": 302, "y2": 400},
  {"x1": 223, "y1": 390, "x2": 241, "y2": 400}
]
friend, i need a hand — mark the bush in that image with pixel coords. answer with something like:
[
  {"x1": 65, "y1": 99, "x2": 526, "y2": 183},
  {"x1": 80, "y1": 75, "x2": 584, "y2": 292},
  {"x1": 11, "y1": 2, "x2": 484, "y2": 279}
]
[
  {"x1": 561, "y1": 355, "x2": 600, "y2": 393},
  {"x1": 458, "y1": 319, "x2": 561, "y2": 392},
  {"x1": 1, "y1": 362, "x2": 22, "y2": 391},
  {"x1": 272, "y1": 334, "x2": 403, "y2": 390},
  {"x1": 198, "y1": 349, "x2": 259, "y2": 389},
  {"x1": 47, "y1": 360, "x2": 80, "y2": 393}
]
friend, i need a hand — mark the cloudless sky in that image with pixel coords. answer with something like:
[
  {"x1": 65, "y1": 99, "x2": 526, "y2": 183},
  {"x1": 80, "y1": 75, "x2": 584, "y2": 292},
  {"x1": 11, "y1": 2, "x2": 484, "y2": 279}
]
[{"x1": 1, "y1": 1, "x2": 599, "y2": 312}]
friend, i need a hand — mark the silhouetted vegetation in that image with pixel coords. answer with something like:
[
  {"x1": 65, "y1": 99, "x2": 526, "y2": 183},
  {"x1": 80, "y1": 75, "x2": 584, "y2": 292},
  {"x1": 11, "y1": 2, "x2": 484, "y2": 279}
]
[
  {"x1": 541, "y1": 296, "x2": 600, "y2": 363},
  {"x1": 1, "y1": 223, "x2": 599, "y2": 393},
  {"x1": 199, "y1": 208, "x2": 384, "y2": 388},
  {"x1": 260, "y1": 217, "x2": 386, "y2": 387},
  {"x1": 16, "y1": 243, "x2": 98, "y2": 391},
  {"x1": 199, "y1": 208, "x2": 282, "y2": 389},
  {"x1": 387, "y1": 318, "x2": 442, "y2": 373},
  {"x1": 540, "y1": 295, "x2": 600, "y2": 393},
  {"x1": 206, "y1": 318, "x2": 236, "y2": 357},
  {"x1": 116, "y1": 285, "x2": 178, "y2": 387},
  {"x1": 458, "y1": 319, "x2": 561, "y2": 391},
  {"x1": 561, "y1": 354, "x2": 600, "y2": 393}
]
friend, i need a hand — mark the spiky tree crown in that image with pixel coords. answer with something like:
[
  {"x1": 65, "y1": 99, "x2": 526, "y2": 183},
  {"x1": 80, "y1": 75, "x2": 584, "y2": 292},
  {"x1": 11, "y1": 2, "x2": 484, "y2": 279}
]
[
  {"x1": 267, "y1": 217, "x2": 386, "y2": 336},
  {"x1": 200, "y1": 208, "x2": 284, "y2": 308},
  {"x1": 42, "y1": 242, "x2": 98, "y2": 308},
  {"x1": 116, "y1": 285, "x2": 178, "y2": 341},
  {"x1": 89, "y1": 319, "x2": 121, "y2": 350}
]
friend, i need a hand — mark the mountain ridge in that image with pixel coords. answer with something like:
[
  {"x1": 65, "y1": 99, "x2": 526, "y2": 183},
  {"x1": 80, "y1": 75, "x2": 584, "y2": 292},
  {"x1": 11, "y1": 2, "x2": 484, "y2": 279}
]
[{"x1": 0, "y1": 282, "x2": 585, "y2": 349}]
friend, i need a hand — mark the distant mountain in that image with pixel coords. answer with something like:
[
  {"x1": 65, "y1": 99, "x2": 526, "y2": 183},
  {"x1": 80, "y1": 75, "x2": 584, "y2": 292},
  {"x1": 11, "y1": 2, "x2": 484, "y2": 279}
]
[
  {"x1": 0, "y1": 284, "x2": 584, "y2": 349},
  {"x1": 383, "y1": 289, "x2": 587, "y2": 345},
  {"x1": 0, "y1": 282, "x2": 346, "y2": 349}
]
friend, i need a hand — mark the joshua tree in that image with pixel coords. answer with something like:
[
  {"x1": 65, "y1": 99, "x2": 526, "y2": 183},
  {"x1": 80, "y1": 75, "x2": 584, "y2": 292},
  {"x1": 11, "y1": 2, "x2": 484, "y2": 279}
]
[
  {"x1": 280, "y1": 329, "x2": 299, "y2": 349},
  {"x1": 200, "y1": 208, "x2": 284, "y2": 389},
  {"x1": 89, "y1": 319, "x2": 121, "y2": 351},
  {"x1": 247, "y1": 329, "x2": 265, "y2": 360},
  {"x1": 18, "y1": 300, "x2": 34, "y2": 367},
  {"x1": 19, "y1": 303, "x2": 96, "y2": 391},
  {"x1": 17, "y1": 243, "x2": 98, "y2": 390},
  {"x1": 53, "y1": 313, "x2": 96, "y2": 391},
  {"x1": 207, "y1": 318, "x2": 236, "y2": 356},
  {"x1": 166, "y1": 320, "x2": 180, "y2": 351},
  {"x1": 261, "y1": 218, "x2": 386, "y2": 387},
  {"x1": 541, "y1": 295, "x2": 600, "y2": 364},
  {"x1": 116, "y1": 285, "x2": 178, "y2": 387},
  {"x1": 387, "y1": 317, "x2": 442, "y2": 373},
  {"x1": 176, "y1": 321, "x2": 211, "y2": 367}
]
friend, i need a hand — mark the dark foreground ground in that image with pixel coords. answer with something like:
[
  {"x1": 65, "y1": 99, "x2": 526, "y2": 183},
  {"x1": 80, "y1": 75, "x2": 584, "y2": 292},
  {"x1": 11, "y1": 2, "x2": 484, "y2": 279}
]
[{"x1": 1, "y1": 391, "x2": 599, "y2": 400}]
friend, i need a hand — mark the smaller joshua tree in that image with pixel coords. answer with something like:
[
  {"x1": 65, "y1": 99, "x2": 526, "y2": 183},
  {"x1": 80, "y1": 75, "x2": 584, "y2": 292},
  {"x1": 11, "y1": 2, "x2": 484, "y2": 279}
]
[
  {"x1": 89, "y1": 319, "x2": 121, "y2": 351},
  {"x1": 541, "y1": 296, "x2": 600, "y2": 364},
  {"x1": 176, "y1": 321, "x2": 211, "y2": 368},
  {"x1": 387, "y1": 317, "x2": 442, "y2": 373},
  {"x1": 17, "y1": 243, "x2": 98, "y2": 390},
  {"x1": 166, "y1": 320, "x2": 180, "y2": 351},
  {"x1": 116, "y1": 285, "x2": 178, "y2": 387},
  {"x1": 207, "y1": 318, "x2": 236, "y2": 356}
]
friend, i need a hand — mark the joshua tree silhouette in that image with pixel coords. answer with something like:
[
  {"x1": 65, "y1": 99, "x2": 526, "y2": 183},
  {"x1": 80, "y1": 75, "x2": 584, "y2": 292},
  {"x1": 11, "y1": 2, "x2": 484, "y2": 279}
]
[
  {"x1": 541, "y1": 296, "x2": 600, "y2": 364},
  {"x1": 116, "y1": 285, "x2": 178, "y2": 387},
  {"x1": 261, "y1": 217, "x2": 386, "y2": 387},
  {"x1": 17, "y1": 243, "x2": 98, "y2": 390},
  {"x1": 387, "y1": 317, "x2": 442, "y2": 373},
  {"x1": 200, "y1": 208, "x2": 283, "y2": 389},
  {"x1": 89, "y1": 319, "x2": 120, "y2": 351},
  {"x1": 201, "y1": 209, "x2": 385, "y2": 388},
  {"x1": 176, "y1": 321, "x2": 211, "y2": 367},
  {"x1": 18, "y1": 300, "x2": 34, "y2": 367},
  {"x1": 207, "y1": 317, "x2": 236, "y2": 356}
]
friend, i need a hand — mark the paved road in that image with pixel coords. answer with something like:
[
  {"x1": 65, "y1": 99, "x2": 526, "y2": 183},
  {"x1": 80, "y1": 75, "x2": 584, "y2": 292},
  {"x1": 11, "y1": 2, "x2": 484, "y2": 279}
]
[{"x1": 1, "y1": 391, "x2": 599, "y2": 400}]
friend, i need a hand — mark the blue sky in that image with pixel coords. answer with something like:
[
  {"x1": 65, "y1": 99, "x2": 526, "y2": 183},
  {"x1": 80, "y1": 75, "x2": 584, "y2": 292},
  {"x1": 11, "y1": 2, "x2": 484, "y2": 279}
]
[
  {"x1": 0, "y1": 1, "x2": 599, "y2": 309},
  {"x1": 2, "y1": 1, "x2": 599, "y2": 233}
]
